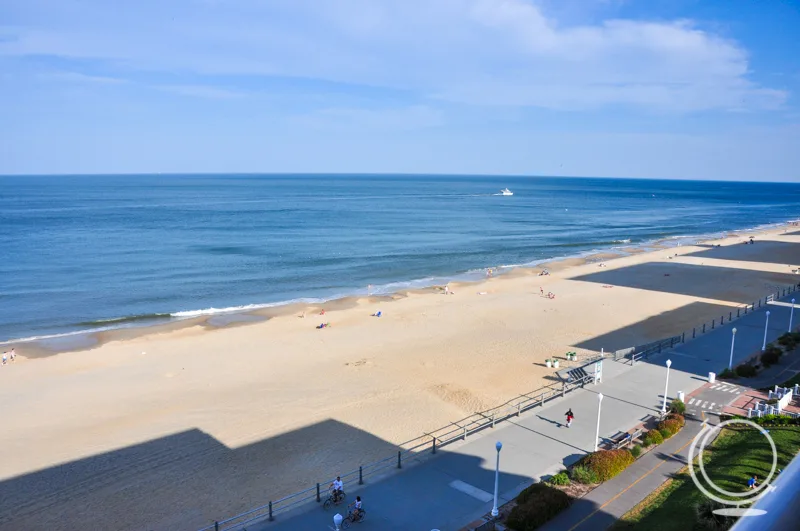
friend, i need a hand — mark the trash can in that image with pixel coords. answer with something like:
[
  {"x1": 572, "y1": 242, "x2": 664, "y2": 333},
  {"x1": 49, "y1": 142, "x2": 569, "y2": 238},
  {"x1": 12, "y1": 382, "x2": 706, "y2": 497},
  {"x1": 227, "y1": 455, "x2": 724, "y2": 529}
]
[{"x1": 708, "y1": 372, "x2": 716, "y2": 383}]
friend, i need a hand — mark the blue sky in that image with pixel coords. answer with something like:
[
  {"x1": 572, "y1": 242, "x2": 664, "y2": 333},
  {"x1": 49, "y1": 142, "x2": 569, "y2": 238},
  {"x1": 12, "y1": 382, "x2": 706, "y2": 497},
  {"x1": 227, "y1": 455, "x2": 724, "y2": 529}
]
[{"x1": 1, "y1": 0, "x2": 798, "y2": 180}]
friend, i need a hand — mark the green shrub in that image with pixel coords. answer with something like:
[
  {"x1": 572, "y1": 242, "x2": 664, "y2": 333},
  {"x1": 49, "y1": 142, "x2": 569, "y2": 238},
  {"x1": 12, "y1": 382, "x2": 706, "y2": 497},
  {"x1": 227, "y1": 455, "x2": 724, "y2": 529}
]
[
  {"x1": 548, "y1": 471, "x2": 570, "y2": 486},
  {"x1": 659, "y1": 428, "x2": 673, "y2": 439},
  {"x1": 658, "y1": 418, "x2": 683, "y2": 436},
  {"x1": 718, "y1": 368, "x2": 738, "y2": 380},
  {"x1": 630, "y1": 444, "x2": 642, "y2": 458},
  {"x1": 569, "y1": 465, "x2": 599, "y2": 485},
  {"x1": 669, "y1": 399, "x2": 686, "y2": 415},
  {"x1": 778, "y1": 333, "x2": 797, "y2": 350},
  {"x1": 642, "y1": 429, "x2": 663, "y2": 447},
  {"x1": 580, "y1": 449, "x2": 635, "y2": 482},
  {"x1": 761, "y1": 347, "x2": 781, "y2": 367},
  {"x1": 735, "y1": 363, "x2": 757, "y2": 378},
  {"x1": 666, "y1": 413, "x2": 686, "y2": 427},
  {"x1": 507, "y1": 483, "x2": 572, "y2": 531}
]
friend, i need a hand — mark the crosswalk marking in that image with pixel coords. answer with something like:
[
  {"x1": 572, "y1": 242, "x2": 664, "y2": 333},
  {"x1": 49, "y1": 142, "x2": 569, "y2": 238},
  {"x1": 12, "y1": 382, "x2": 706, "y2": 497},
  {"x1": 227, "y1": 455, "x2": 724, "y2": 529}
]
[
  {"x1": 729, "y1": 388, "x2": 738, "y2": 393},
  {"x1": 711, "y1": 384, "x2": 719, "y2": 389},
  {"x1": 710, "y1": 403, "x2": 716, "y2": 409},
  {"x1": 701, "y1": 401, "x2": 709, "y2": 408},
  {"x1": 688, "y1": 398, "x2": 696, "y2": 405}
]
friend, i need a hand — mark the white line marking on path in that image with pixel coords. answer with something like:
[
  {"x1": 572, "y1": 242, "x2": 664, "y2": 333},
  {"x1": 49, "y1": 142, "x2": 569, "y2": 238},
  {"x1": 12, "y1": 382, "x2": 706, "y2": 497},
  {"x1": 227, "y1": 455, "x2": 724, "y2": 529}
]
[
  {"x1": 729, "y1": 388, "x2": 738, "y2": 393},
  {"x1": 711, "y1": 385, "x2": 719, "y2": 390},
  {"x1": 688, "y1": 398, "x2": 696, "y2": 405},
  {"x1": 710, "y1": 403, "x2": 716, "y2": 409},
  {"x1": 702, "y1": 401, "x2": 709, "y2": 408},
  {"x1": 449, "y1": 480, "x2": 494, "y2": 502}
]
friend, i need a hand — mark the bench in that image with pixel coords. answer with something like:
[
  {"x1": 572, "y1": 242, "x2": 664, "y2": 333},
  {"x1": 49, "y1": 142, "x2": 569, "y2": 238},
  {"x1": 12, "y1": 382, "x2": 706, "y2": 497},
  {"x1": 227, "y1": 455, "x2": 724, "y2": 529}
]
[{"x1": 608, "y1": 428, "x2": 643, "y2": 450}]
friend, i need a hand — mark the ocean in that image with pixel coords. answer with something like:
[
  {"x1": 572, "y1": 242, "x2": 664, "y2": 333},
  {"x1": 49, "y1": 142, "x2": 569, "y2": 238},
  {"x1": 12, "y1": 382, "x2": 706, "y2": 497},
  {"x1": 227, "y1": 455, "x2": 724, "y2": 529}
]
[{"x1": 2, "y1": 174, "x2": 800, "y2": 344}]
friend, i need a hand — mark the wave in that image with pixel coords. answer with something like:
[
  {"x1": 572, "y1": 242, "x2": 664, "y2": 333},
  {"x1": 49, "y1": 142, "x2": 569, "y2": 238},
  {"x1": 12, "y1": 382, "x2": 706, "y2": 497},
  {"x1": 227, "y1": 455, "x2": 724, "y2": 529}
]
[{"x1": 3, "y1": 218, "x2": 797, "y2": 346}]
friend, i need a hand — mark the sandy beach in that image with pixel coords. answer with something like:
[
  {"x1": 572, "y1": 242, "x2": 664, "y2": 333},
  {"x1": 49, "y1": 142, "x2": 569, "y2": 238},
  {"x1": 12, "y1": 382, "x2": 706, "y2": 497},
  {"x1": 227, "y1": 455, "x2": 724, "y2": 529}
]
[{"x1": 2, "y1": 225, "x2": 800, "y2": 530}]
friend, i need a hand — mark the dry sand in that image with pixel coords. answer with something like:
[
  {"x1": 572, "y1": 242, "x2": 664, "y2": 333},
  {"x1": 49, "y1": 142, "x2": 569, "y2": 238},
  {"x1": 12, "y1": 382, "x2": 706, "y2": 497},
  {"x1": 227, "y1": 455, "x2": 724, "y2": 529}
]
[{"x1": 1, "y1": 226, "x2": 799, "y2": 530}]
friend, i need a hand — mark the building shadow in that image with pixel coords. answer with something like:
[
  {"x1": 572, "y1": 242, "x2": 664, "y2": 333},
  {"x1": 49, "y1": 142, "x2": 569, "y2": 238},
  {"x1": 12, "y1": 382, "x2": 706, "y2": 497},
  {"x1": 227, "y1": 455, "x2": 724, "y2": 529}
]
[
  {"x1": 572, "y1": 261, "x2": 798, "y2": 302},
  {"x1": 686, "y1": 239, "x2": 800, "y2": 267}
]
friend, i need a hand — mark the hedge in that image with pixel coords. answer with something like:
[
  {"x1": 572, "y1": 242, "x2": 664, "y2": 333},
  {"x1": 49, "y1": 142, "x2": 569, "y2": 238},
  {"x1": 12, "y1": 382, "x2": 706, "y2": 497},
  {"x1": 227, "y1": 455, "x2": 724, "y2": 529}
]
[
  {"x1": 548, "y1": 471, "x2": 570, "y2": 486},
  {"x1": 669, "y1": 399, "x2": 686, "y2": 415},
  {"x1": 735, "y1": 363, "x2": 757, "y2": 378},
  {"x1": 729, "y1": 414, "x2": 800, "y2": 427},
  {"x1": 570, "y1": 465, "x2": 599, "y2": 485},
  {"x1": 580, "y1": 449, "x2": 635, "y2": 482},
  {"x1": 507, "y1": 483, "x2": 572, "y2": 531},
  {"x1": 658, "y1": 418, "x2": 683, "y2": 436},
  {"x1": 643, "y1": 429, "x2": 663, "y2": 447},
  {"x1": 761, "y1": 348, "x2": 781, "y2": 368},
  {"x1": 630, "y1": 444, "x2": 642, "y2": 458},
  {"x1": 666, "y1": 413, "x2": 686, "y2": 428}
]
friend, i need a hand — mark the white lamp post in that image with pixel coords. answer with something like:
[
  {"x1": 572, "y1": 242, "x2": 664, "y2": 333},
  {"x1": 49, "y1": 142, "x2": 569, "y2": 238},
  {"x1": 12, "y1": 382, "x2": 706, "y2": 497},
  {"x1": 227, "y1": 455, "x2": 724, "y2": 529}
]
[
  {"x1": 661, "y1": 359, "x2": 672, "y2": 414},
  {"x1": 491, "y1": 441, "x2": 502, "y2": 518},
  {"x1": 762, "y1": 310, "x2": 771, "y2": 351},
  {"x1": 594, "y1": 393, "x2": 604, "y2": 452},
  {"x1": 790, "y1": 299, "x2": 796, "y2": 332},
  {"x1": 333, "y1": 513, "x2": 343, "y2": 530},
  {"x1": 729, "y1": 328, "x2": 737, "y2": 370}
]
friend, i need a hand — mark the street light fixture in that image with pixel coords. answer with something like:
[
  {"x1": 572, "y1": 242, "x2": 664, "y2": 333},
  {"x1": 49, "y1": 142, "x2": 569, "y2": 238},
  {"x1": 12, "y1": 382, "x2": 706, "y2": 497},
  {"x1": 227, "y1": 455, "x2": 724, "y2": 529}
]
[
  {"x1": 762, "y1": 310, "x2": 771, "y2": 351},
  {"x1": 790, "y1": 299, "x2": 796, "y2": 332},
  {"x1": 595, "y1": 393, "x2": 604, "y2": 452},
  {"x1": 491, "y1": 441, "x2": 503, "y2": 518},
  {"x1": 729, "y1": 328, "x2": 737, "y2": 370},
  {"x1": 661, "y1": 359, "x2": 672, "y2": 414}
]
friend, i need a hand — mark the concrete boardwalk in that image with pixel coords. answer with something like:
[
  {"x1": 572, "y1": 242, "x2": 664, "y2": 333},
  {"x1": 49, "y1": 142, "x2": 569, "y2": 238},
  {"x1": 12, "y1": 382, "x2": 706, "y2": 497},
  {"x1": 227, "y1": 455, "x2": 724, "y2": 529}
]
[{"x1": 247, "y1": 296, "x2": 798, "y2": 531}]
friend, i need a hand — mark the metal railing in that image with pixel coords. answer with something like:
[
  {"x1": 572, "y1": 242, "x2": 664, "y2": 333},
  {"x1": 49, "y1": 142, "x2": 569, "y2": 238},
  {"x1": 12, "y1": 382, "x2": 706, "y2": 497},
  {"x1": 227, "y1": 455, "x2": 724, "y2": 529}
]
[{"x1": 198, "y1": 357, "x2": 602, "y2": 531}]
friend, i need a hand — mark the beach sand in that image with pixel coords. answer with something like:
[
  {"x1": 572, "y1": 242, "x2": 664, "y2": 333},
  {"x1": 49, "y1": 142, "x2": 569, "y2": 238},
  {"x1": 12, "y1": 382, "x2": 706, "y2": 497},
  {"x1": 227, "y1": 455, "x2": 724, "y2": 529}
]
[{"x1": 1, "y1": 226, "x2": 799, "y2": 530}]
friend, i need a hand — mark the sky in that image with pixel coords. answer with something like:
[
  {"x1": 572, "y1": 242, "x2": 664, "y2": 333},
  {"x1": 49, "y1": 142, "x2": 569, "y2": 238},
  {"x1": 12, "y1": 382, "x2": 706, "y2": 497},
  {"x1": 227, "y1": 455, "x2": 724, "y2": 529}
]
[{"x1": 1, "y1": 0, "x2": 799, "y2": 180}]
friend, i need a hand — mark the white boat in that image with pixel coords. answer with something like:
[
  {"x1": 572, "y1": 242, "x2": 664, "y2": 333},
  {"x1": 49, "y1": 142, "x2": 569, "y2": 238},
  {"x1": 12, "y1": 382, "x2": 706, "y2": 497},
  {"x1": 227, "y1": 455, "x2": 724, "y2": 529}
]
[{"x1": 499, "y1": 188, "x2": 513, "y2": 196}]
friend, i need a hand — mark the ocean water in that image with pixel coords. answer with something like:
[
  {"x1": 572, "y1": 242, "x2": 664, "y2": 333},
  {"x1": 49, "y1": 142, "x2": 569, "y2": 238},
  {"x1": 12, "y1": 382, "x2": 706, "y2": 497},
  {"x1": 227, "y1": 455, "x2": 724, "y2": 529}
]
[{"x1": 2, "y1": 174, "x2": 800, "y2": 343}]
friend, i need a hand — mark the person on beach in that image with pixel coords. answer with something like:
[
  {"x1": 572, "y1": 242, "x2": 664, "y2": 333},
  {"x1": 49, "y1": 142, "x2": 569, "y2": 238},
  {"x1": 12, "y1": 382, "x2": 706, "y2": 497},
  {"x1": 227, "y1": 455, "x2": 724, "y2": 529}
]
[
  {"x1": 565, "y1": 409, "x2": 574, "y2": 428},
  {"x1": 748, "y1": 475, "x2": 758, "y2": 489},
  {"x1": 540, "y1": 287, "x2": 544, "y2": 296},
  {"x1": 9, "y1": 349, "x2": 15, "y2": 362},
  {"x1": 1, "y1": 352, "x2": 6, "y2": 365}
]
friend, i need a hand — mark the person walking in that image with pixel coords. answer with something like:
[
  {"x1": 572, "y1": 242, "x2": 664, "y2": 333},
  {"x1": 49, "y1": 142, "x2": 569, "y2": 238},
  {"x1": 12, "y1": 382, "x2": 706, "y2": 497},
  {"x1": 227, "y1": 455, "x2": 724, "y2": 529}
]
[{"x1": 565, "y1": 408, "x2": 574, "y2": 428}]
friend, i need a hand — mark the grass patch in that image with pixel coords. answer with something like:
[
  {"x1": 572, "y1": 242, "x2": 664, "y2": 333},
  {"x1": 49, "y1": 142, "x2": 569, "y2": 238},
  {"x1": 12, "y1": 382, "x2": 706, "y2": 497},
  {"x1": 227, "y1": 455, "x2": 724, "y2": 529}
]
[{"x1": 612, "y1": 426, "x2": 800, "y2": 531}]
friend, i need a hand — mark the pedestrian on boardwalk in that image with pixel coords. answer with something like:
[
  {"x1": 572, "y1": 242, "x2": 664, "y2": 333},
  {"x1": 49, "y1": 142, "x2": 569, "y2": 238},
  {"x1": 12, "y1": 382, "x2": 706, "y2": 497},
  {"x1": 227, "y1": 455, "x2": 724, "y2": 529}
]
[{"x1": 565, "y1": 408, "x2": 574, "y2": 428}]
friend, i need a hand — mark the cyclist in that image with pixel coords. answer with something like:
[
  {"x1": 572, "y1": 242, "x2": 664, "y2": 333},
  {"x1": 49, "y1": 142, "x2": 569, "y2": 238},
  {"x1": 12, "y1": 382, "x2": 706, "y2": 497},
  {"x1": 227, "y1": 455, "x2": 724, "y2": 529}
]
[
  {"x1": 348, "y1": 496, "x2": 364, "y2": 522},
  {"x1": 330, "y1": 476, "x2": 344, "y2": 503}
]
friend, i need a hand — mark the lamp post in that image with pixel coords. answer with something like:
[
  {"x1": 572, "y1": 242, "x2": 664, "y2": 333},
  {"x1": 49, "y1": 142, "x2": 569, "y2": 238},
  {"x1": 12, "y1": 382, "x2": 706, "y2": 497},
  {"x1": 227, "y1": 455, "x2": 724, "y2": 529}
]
[
  {"x1": 729, "y1": 328, "x2": 737, "y2": 370},
  {"x1": 790, "y1": 299, "x2": 796, "y2": 332},
  {"x1": 661, "y1": 359, "x2": 672, "y2": 414},
  {"x1": 762, "y1": 310, "x2": 771, "y2": 351},
  {"x1": 594, "y1": 393, "x2": 604, "y2": 452},
  {"x1": 333, "y1": 513, "x2": 343, "y2": 530},
  {"x1": 491, "y1": 441, "x2": 502, "y2": 518}
]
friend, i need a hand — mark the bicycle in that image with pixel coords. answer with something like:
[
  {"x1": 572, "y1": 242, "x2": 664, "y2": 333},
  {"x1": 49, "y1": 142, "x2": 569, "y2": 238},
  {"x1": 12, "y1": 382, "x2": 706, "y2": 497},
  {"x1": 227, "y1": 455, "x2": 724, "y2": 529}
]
[
  {"x1": 341, "y1": 508, "x2": 366, "y2": 528},
  {"x1": 322, "y1": 488, "x2": 347, "y2": 510}
]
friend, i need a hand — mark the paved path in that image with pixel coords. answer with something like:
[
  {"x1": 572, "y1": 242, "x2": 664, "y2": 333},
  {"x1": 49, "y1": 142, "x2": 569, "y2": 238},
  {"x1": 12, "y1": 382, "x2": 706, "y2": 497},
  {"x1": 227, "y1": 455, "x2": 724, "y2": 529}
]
[{"x1": 243, "y1": 294, "x2": 798, "y2": 531}]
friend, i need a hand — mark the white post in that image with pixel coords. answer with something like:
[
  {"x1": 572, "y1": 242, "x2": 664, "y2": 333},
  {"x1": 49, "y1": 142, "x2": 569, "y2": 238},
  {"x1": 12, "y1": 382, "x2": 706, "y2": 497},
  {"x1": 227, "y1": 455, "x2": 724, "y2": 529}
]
[
  {"x1": 762, "y1": 310, "x2": 771, "y2": 351},
  {"x1": 661, "y1": 359, "x2": 672, "y2": 414},
  {"x1": 729, "y1": 328, "x2": 737, "y2": 370},
  {"x1": 333, "y1": 513, "x2": 343, "y2": 530},
  {"x1": 790, "y1": 299, "x2": 796, "y2": 332},
  {"x1": 594, "y1": 393, "x2": 604, "y2": 452},
  {"x1": 491, "y1": 441, "x2": 503, "y2": 518}
]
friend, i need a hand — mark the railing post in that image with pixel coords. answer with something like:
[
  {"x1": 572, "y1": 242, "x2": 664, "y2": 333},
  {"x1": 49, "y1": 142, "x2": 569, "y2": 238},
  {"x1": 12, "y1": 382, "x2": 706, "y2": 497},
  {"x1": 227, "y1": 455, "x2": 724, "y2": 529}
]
[
  {"x1": 463, "y1": 426, "x2": 467, "y2": 440},
  {"x1": 745, "y1": 305, "x2": 748, "y2": 314},
  {"x1": 492, "y1": 413, "x2": 496, "y2": 428},
  {"x1": 562, "y1": 384, "x2": 566, "y2": 397},
  {"x1": 721, "y1": 315, "x2": 724, "y2": 324},
  {"x1": 670, "y1": 337, "x2": 674, "y2": 348},
  {"x1": 693, "y1": 328, "x2": 696, "y2": 339},
  {"x1": 729, "y1": 311, "x2": 732, "y2": 321},
  {"x1": 758, "y1": 299, "x2": 761, "y2": 308},
  {"x1": 737, "y1": 308, "x2": 740, "y2": 317},
  {"x1": 269, "y1": 501, "x2": 273, "y2": 521},
  {"x1": 703, "y1": 323, "x2": 706, "y2": 333},
  {"x1": 215, "y1": 522, "x2": 219, "y2": 531},
  {"x1": 517, "y1": 403, "x2": 521, "y2": 416},
  {"x1": 682, "y1": 331, "x2": 685, "y2": 343},
  {"x1": 432, "y1": 437, "x2": 437, "y2": 454},
  {"x1": 540, "y1": 393, "x2": 544, "y2": 407},
  {"x1": 658, "y1": 343, "x2": 662, "y2": 353},
  {"x1": 397, "y1": 450, "x2": 402, "y2": 469},
  {"x1": 359, "y1": 466, "x2": 363, "y2": 485},
  {"x1": 316, "y1": 483, "x2": 321, "y2": 502}
]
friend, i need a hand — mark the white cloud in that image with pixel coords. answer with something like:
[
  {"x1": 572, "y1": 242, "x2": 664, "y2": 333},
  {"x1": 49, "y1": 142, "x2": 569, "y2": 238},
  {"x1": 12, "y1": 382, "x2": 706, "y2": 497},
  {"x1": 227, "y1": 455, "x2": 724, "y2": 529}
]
[{"x1": 0, "y1": 0, "x2": 788, "y2": 112}]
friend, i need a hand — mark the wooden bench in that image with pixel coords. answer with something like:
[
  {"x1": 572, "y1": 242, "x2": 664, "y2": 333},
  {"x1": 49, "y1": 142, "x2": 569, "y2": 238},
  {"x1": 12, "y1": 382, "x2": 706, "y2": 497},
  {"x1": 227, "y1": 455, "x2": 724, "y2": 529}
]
[{"x1": 607, "y1": 427, "x2": 643, "y2": 450}]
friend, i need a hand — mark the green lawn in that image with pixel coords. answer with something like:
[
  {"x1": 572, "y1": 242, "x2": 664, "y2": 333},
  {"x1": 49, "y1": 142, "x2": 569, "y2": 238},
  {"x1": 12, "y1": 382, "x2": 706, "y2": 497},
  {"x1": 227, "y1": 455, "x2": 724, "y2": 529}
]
[{"x1": 611, "y1": 426, "x2": 800, "y2": 531}]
